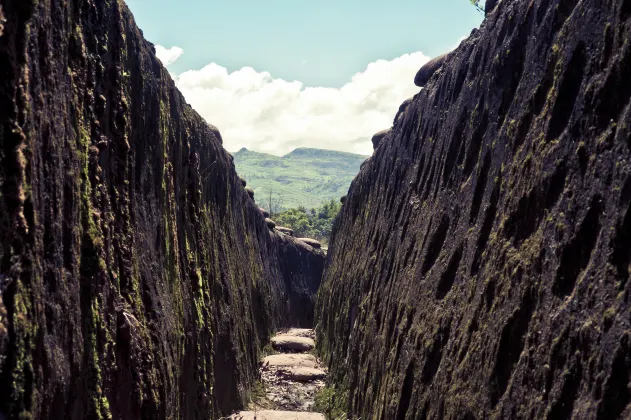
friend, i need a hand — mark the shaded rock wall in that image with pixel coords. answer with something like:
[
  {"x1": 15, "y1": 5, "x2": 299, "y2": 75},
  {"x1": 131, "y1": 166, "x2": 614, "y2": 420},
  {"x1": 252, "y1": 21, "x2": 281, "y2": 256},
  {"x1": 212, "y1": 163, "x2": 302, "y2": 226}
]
[
  {"x1": 0, "y1": 0, "x2": 323, "y2": 418},
  {"x1": 276, "y1": 235, "x2": 325, "y2": 328},
  {"x1": 317, "y1": 0, "x2": 631, "y2": 419}
]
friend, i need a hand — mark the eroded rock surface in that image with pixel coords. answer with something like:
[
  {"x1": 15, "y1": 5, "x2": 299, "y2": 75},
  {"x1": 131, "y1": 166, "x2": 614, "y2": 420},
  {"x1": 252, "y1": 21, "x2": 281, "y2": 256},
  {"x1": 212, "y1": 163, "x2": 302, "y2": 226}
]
[
  {"x1": 414, "y1": 53, "x2": 449, "y2": 87},
  {"x1": 0, "y1": 1, "x2": 324, "y2": 418},
  {"x1": 318, "y1": 0, "x2": 631, "y2": 419},
  {"x1": 371, "y1": 128, "x2": 392, "y2": 150}
]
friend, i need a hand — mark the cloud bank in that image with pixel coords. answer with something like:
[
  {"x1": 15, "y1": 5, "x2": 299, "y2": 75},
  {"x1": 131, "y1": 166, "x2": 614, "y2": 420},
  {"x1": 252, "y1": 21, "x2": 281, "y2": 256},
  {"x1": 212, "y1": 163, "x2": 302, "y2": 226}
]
[
  {"x1": 159, "y1": 46, "x2": 433, "y2": 155},
  {"x1": 155, "y1": 45, "x2": 184, "y2": 66}
]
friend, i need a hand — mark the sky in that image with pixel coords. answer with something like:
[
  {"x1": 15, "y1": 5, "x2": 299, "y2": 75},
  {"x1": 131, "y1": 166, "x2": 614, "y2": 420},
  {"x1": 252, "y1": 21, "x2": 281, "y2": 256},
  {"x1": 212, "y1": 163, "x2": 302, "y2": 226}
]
[{"x1": 126, "y1": 0, "x2": 484, "y2": 155}]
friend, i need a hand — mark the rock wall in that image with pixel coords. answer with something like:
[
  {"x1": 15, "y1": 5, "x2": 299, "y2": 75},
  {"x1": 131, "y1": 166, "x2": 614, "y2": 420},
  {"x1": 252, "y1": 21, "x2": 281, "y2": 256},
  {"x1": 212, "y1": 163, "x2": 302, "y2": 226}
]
[
  {"x1": 317, "y1": 0, "x2": 631, "y2": 419},
  {"x1": 276, "y1": 235, "x2": 325, "y2": 328},
  {"x1": 0, "y1": 0, "x2": 323, "y2": 418}
]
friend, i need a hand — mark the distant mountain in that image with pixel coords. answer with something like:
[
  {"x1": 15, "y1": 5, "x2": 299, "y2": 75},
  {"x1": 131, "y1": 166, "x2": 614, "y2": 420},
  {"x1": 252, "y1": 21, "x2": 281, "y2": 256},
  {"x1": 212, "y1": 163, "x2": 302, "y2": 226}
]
[{"x1": 233, "y1": 147, "x2": 369, "y2": 210}]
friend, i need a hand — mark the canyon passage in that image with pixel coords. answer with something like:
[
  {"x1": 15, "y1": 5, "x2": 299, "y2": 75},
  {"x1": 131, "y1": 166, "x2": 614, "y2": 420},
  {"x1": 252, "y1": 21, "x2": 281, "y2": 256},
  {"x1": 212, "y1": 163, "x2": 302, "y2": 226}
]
[{"x1": 1, "y1": 0, "x2": 631, "y2": 419}]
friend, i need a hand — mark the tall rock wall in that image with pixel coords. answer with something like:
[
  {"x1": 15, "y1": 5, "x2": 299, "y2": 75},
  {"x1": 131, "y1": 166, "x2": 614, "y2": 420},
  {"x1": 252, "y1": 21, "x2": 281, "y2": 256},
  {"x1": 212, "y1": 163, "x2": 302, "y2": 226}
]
[
  {"x1": 317, "y1": 0, "x2": 631, "y2": 418},
  {"x1": 276, "y1": 235, "x2": 325, "y2": 328},
  {"x1": 0, "y1": 0, "x2": 323, "y2": 418}
]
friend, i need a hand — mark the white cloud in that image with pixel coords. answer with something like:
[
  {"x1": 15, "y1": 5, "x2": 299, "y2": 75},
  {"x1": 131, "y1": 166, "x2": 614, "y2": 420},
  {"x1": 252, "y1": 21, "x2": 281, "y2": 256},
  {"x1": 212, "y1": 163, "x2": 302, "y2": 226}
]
[
  {"x1": 156, "y1": 45, "x2": 184, "y2": 66},
  {"x1": 175, "y1": 50, "x2": 435, "y2": 156}
]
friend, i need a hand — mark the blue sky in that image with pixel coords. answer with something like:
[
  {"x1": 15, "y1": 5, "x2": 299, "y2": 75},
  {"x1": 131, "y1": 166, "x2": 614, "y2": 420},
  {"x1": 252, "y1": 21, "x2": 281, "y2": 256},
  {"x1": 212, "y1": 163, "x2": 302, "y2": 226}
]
[
  {"x1": 125, "y1": 0, "x2": 483, "y2": 154},
  {"x1": 127, "y1": 0, "x2": 482, "y2": 87}
]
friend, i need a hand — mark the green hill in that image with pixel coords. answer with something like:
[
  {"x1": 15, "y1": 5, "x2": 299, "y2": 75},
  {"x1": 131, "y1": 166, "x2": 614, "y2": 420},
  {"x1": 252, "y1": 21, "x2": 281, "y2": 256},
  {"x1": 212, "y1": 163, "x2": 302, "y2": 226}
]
[{"x1": 233, "y1": 147, "x2": 369, "y2": 210}]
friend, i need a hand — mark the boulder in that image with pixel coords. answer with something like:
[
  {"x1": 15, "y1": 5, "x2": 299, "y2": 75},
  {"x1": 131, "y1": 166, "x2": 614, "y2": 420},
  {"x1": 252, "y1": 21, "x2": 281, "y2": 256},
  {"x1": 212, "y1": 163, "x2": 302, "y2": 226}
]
[
  {"x1": 297, "y1": 238, "x2": 322, "y2": 249},
  {"x1": 276, "y1": 226, "x2": 294, "y2": 236},
  {"x1": 259, "y1": 207, "x2": 270, "y2": 218},
  {"x1": 239, "y1": 176, "x2": 247, "y2": 187},
  {"x1": 371, "y1": 128, "x2": 392, "y2": 150},
  {"x1": 414, "y1": 53, "x2": 449, "y2": 87},
  {"x1": 231, "y1": 411, "x2": 325, "y2": 420},
  {"x1": 207, "y1": 123, "x2": 223, "y2": 144},
  {"x1": 271, "y1": 335, "x2": 315, "y2": 352},
  {"x1": 262, "y1": 354, "x2": 318, "y2": 368},
  {"x1": 244, "y1": 186, "x2": 254, "y2": 198},
  {"x1": 265, "y1": 218, "x2": 276, "y2": 229},
  {"x1": 340, "y1": 195, "x2": 347, "y2": 204},
  {"x1": 278, "y1": 367, "x2": 326, "y2": 382}
]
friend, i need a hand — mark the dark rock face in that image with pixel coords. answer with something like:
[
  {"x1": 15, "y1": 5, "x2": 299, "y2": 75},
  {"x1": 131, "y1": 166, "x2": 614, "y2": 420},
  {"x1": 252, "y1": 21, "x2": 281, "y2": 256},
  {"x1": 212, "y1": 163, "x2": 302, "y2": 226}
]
[
  {"x1": 372, "y1": 128, "x2": 392, "y2": 150},
  {"x1": 485, "y1": 0, "x2": 499, "y2": 14},
  {"x1": 414, "y1": 53, "x2": 449, "y2": 87},
  {"x1": 276, "y1": 234, "x2": 325, "y2": 328},
  {"x1": 394, "y1": 96, "x2": 414, "y2": 125},
  {"x1": 317, "y1": 0, "x2": 631, "y2": 419},
  {"x1": 0, "y1": 1, "x2": 323, "y2": 419},
  {"x1": 277, "y1": 227, "x2": 294, "y2": 236},
  {"x1": 298, "y1": 238, "x2": 322, "y2": 249}
]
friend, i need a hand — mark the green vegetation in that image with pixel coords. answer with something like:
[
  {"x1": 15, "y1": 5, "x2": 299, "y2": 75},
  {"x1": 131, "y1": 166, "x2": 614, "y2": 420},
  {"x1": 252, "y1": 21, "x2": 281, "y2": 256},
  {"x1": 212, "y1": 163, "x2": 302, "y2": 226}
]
[
  {"x1": 314, "y1": 385, "x2": 348, "y2": 420},
  {"x1": 260, "y1": 342, "x2": 278, "y2": 358},
  {"x1": 274, "y1": 199, "x2": 341, "y2": 245},
  {"x1": 233, "y1": 147, "x2": 367, "y2": 210},
  {"x1": 470, "y1": 0, "x2": 484, "y2": 13}
]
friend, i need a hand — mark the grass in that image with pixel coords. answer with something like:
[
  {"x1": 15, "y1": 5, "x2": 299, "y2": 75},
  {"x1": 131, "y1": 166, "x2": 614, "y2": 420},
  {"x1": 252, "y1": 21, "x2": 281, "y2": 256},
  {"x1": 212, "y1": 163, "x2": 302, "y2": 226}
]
[
  {"x1": 233, "y1": 147, "x2": 368, "y2": 210},
  {"x1": 261, "y1": 342, "x2": 279, "y2": 358},
  {"x1": 314, "y1": 385, "x2": 348, "y2": 420}
]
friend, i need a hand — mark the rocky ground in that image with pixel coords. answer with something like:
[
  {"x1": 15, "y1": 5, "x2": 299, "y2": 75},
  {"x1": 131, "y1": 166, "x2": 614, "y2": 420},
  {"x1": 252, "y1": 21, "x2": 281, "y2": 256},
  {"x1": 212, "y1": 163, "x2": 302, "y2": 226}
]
[{"x1": 231, "y1": 329, "x2": 327, "y2": 419}]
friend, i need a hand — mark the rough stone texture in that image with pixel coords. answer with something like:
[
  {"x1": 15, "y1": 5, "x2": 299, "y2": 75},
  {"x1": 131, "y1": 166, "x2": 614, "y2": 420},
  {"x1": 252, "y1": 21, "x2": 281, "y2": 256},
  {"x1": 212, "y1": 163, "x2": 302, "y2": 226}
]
[
  {"x1": 317, "y1": 0, "x2": 631, "y2": 419},
  {"x1": 245, "y1": 186, "x2": 255, "y2": 198},
  {"x1": 372, "y1": 128, "x2": 392, "y2": 150},
  {"x1": 271, "y1": 336, "x2": 315, "y2": 352},
  {"x1": 256, "y1": 330, "x2": 327, "y2": 413},
  {"x1": 266, "y1": 218, "x2": 277, "y2": 229},
  {"x1": 486, "y1": 0, "x2": 499, "y2": 14},
  {"x1": 260, "y1": 207, "x2": 271, "y2": 218},
  {"x1": 275, "y1": 233, "x2": 325, "y2": 328},
  {"x1": 394, "y1": 96, "x2": 414, "y2": 125},
  {"x1": 297, "y1": 238, "x2": 322, "y2": 249},
  {"x1": 279, "y1": 367, "x2": 326, "y2": 382},
  {"x1": 276, "y1": 226, "x2": 294, "y2": 236},
  {"x1": 231, "y1": 410, "x2": 325, "y2": 420},
  {"x1": 0, "y1": 1, "x2": 323, "y2": 419},
  {"x1": 414, "y1": 53, "x2": 449, "y2": 87},
  {"x1": 263, "y1": 354, "x2": 319, "y2": 369}
]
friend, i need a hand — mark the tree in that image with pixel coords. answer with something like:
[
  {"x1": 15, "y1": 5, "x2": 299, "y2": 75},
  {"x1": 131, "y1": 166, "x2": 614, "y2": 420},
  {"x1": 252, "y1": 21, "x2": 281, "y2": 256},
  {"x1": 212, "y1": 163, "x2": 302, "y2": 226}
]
[
  {"x1": 274, "y1": 199, "x2": 342, "y2": 245},
  {"x1": 265, "y1": 188, "x2": 284, "y2": 217},
  {"x1": 470, "y1": 0, "x2": 484, "y2": 13}
]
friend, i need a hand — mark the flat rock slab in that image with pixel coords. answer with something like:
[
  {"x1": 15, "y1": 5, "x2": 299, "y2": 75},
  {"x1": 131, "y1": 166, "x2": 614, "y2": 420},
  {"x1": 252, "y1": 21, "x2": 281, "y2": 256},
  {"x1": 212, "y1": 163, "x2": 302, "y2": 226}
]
[
  {"x1": 279, "y1": 367, "x2": 326, "y2": 382},
  {"x1": 263, "y1": 354, "x2": 318, "y2": 369},
  {"x1": 271, "y1": 336, "x2": 315, "y2": 352},
  {"x1": 231, "y1": 411, "x2": 325, "y2": 419},
  {"x1": 278, "y1": 328, "x2": 315, "y2": 339}
]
